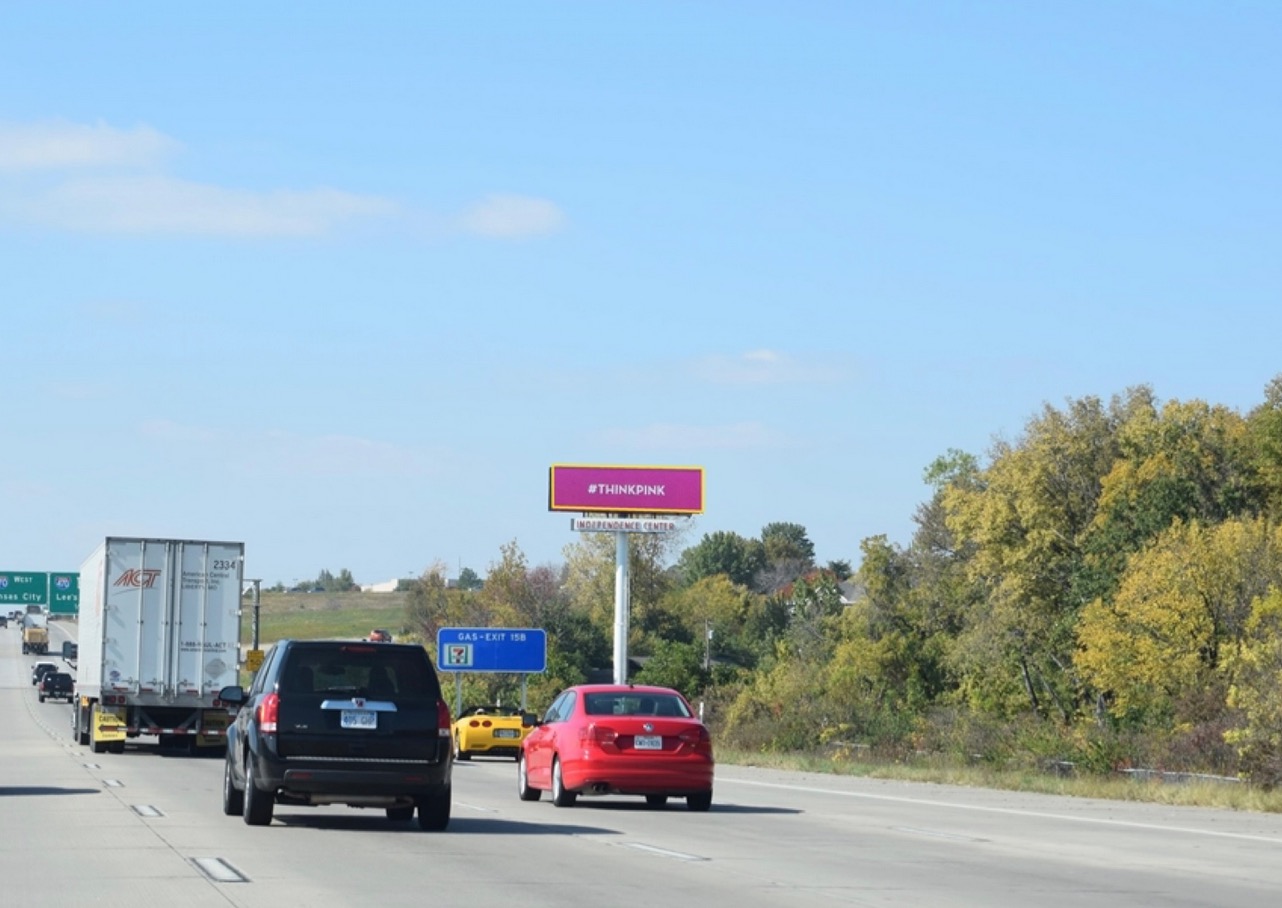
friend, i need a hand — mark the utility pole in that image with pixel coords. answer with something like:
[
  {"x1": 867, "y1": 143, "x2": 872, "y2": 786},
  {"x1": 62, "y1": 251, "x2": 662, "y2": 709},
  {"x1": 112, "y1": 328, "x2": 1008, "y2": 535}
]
[
  {"x1": 705, "y1": 619, "x2": 712, "y2": 672},
  {"x1": 245, "y1": 578, "x2": 262, "y2": 649}
]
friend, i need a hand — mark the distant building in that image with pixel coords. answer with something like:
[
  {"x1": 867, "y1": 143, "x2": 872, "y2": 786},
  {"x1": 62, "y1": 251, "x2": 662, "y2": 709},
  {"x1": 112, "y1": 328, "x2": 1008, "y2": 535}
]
[{"x1": 360, "y1": 579, "x2": 401, "y2": 593}]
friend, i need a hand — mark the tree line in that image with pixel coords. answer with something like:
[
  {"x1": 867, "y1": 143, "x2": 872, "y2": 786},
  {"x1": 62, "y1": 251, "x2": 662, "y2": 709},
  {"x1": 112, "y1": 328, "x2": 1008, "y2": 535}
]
[{"x1": 404, "y1": 376, "x2": 1282, "y2": 784}]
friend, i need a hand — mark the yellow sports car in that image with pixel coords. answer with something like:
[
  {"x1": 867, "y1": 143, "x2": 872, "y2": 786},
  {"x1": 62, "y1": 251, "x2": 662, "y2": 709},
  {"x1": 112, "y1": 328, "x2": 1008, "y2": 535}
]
[{"x1": 452, "y1": 705, "x2": 531, "y2": 761}]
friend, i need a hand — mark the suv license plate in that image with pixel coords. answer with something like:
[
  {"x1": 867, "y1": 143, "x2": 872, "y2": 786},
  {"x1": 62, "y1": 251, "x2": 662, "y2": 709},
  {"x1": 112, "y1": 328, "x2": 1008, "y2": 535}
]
[
  {"x1": 341, "y1": 710, "x2": 377, "y2": 729},
  {"x1": 634, "y1": 735, "x2": 662, "y2": 750}
]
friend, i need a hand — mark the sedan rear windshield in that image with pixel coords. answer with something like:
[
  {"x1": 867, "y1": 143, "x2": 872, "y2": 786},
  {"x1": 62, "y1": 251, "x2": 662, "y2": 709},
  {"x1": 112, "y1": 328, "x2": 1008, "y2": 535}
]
[{"x1": 584, "y1": 692, "x2": 691, "y2": 718}]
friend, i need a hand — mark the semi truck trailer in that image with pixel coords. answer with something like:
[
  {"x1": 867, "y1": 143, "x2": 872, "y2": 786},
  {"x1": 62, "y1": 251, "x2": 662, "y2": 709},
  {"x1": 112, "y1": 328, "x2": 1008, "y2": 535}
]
[{"x1": 72, "y1": 537, "x2": 244, "y2": 754}]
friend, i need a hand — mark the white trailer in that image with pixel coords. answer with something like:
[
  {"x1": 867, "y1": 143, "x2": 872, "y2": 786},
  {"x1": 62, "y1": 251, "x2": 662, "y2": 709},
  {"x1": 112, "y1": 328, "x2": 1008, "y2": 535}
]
[{"x1": 73, "y1": 537, "x2": 244, "y2": 754}]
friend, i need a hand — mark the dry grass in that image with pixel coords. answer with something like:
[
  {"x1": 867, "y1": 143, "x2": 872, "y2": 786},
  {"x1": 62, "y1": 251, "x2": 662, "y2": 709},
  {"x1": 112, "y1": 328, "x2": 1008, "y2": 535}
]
[{"x1": 240, "y1": 590, "x2": 410, "y2": 647}]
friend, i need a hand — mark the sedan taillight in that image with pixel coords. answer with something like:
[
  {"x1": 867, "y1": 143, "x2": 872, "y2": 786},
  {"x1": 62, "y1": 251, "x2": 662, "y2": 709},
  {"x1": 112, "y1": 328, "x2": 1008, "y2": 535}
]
[
  {"x1": 257, "y1": 693, "x2": 280, "y2": 734},
  {"x1": 679, "y1": 725, "x2": 713, "y2": 756},
  {"x1": 581, "y1": 723, "x2": 620, "y2": 752}
]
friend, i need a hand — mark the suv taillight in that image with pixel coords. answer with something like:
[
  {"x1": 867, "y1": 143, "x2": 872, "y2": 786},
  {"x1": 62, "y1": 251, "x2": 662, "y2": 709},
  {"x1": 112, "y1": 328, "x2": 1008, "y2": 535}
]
[
  {"x1": 258, "y1": 693, "x2": 280, "y2": 734},
  {"x1": 437, "y1": 699, "x2": 452, "y2": 738}
]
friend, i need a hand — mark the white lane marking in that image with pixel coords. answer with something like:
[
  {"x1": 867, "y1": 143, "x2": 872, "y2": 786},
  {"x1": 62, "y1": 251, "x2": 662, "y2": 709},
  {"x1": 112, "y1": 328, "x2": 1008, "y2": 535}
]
[
  {"x1": 718, "y1": 777, "x2": 1282, "y2": 845},
  {"x1": 621, "y1": 842, "x2": 707, "y2": 862},
  {"x1": 103, "y1": 779, "x2": 124, "y2": 788},
  {"x1": 457, "y1": 801, "x2": 500, "y2": 813},
  {"x1": 893, "y1": 825, "x2": 988, "y2": 843},
  {"x1": 131, "y1": 805, "x2": 164, "y2": 818},
  {"x1": 191, "y1": 858, "x2": 249, "y2": 883}
]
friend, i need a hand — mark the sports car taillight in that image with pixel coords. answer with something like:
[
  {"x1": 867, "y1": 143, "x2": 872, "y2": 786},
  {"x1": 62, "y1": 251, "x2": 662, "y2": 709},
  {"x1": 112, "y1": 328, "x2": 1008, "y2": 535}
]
[
  {"x1": 257, "y1": 693, "x2": 280, "y2": 734},
  {"x1": 437, "y1": 699, "x2": 452, "y2": 738}
]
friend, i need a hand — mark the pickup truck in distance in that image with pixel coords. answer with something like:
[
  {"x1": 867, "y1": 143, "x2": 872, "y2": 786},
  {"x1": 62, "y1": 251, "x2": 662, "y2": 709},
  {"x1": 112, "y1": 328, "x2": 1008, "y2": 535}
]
[{"x1": 39, "y1": 672, "x2": 75, "y2": 703}]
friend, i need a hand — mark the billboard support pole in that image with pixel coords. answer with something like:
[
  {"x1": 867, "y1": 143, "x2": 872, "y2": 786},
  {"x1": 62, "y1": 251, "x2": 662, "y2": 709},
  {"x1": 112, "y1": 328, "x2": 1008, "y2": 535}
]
[{"x1": 613, "y1": 530, "x2": 630, "y2": 684}]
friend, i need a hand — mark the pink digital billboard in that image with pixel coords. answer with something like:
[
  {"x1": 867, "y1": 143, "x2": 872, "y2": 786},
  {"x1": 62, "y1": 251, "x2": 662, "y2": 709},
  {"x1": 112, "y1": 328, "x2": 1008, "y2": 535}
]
[{"x1": 549, "y1": 464, "x2": 705, "y2": 514}]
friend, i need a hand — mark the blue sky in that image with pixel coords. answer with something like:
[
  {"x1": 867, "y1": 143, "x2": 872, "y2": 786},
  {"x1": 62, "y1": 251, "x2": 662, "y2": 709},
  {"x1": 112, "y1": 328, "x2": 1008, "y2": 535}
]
[{"x1": 3, "y1": 3, "x2": 1279, "y2": 587}]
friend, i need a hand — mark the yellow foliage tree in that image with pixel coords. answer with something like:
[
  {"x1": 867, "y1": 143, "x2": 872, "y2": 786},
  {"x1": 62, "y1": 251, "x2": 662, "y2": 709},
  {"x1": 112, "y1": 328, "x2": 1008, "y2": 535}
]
[
  {"x1": 1225, "y1": 589, "x2": 1282, "y2": 785},
  {"x1": 1076, "y1": 517, "x2": 1282, "y2": 724}
]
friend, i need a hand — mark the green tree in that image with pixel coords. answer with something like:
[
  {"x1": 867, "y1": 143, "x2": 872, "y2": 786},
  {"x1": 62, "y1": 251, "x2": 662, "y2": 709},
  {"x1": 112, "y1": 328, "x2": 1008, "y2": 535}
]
[
  {"x1": 761, "y1": 522, "x2": 816, "y2": 564},
  {"x1": 561, "y1": 531, "x2": 680, "y2": 661},
  {"x1": 632, "y1": 639, "x2": 707, "y2": 697},
  {"x1": 1081, "y1": 391, "x2": 1264, "y2": 605},
  {"x1": 661, "y1": 574, "x2": 763, "y2": 671},
  {"x1": 1246, "y1": 374, "x2": 1282, "y2": 521},
  {"x1": 944, "y1": 394, "x2": 1121, "y2": 720},
  {"x1": 472, "y1": 541, "x2": 534, "y2": 628},
  {"x1": 404, "y1": 563, "x2": 461, "y2": 644},
  {"x1": 676, "y1": 531, "x2": 766, "y2": 588}
]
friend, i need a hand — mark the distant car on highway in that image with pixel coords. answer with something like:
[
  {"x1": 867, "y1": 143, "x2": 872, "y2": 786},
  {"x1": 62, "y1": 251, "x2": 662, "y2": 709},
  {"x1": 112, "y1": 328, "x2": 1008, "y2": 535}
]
[
  {"x1": 517, "y1": 684, "x2": 714, "y2": 811},
  {"x1": 451, "y1": 705, "x2": 532, "y2": 761},
  {"x1": 31, "y1": 662, "x2": 58, "y2": 686}
]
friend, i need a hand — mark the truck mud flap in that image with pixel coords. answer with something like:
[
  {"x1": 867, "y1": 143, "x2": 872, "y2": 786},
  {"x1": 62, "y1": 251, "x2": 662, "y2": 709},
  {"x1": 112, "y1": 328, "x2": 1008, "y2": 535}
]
[
  {"x1": 196, "y1": 709, "x2": 230, "y2": 748},
  {"x1": 93, "y1": 705, "x2": 128, "y2": 744}
]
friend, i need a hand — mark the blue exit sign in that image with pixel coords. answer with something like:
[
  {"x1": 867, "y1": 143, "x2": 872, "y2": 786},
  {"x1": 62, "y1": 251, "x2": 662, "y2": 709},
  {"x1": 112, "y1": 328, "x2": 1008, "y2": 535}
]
[{"x1": 436, "y1": 627, "x2": 547, "y2": 673}]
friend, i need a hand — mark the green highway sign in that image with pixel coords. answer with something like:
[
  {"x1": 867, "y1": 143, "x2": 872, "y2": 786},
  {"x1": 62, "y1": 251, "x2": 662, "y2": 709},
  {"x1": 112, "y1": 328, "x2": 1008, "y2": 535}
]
[
  {"x1": 49, "y1": 573, "x2": 79, "y2": 614},
  {"x1": 0, "y1": 571, "x2": 49, "y2": 606}
]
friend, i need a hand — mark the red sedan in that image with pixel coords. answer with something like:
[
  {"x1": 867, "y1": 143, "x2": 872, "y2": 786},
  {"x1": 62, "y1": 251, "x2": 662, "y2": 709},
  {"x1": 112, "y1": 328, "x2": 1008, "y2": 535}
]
[{"x1": 517, "y1": 684, "x2": 714, "y2": 811}]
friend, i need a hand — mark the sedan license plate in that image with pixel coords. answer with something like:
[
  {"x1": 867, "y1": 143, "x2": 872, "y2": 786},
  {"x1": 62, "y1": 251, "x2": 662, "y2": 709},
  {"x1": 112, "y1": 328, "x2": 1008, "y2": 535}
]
[
  {"x1": 341, "y1": 710, "x2": 376, "y2": 730},
  {"x1": 494, "y1": 728, "x2": 519, "y2": 739},
  {"x1": 634, "y1": 735, "x2": 663, "y2": 750}
]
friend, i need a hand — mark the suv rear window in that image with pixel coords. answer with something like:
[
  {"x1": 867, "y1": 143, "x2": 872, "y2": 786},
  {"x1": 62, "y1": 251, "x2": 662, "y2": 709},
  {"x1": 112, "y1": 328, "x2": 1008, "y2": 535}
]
[{"x1": 278, "y1": 643, "x2": 441, "y2": 702}]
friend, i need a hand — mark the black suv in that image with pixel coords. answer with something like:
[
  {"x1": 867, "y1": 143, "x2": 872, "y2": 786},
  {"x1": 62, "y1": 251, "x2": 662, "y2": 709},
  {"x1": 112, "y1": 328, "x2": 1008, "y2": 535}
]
[{"x1": 220, "y1": 639, "x2": 453, "y2": 830}]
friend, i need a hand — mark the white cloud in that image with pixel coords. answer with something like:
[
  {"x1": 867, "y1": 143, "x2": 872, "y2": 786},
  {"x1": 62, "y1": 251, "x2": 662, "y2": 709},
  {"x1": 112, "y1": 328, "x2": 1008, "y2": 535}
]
[
  {"x1": 597, "y1": 421, "x2": 786, "y2": 450},
  {"x1": 691, "y1": 349, "x2": 847, "y2": 386},
  {"x1": 16, "y1": 175, "x2": 398, "y2": 236},
  {"x1": 0, "y1": 119, "x2": 178, "y2": 171},
  {"x1": 257, "y1": 430, "x2": 432, "y2": 477},
  {"x1": 0, "y1": 118, "x2": 561, "y2": 240},
  {"x1": 458, "y1": 194, "x2": 566, "y2": 238},
  {"x1": 137, "y1": 420, "x2": 437, "y2": 477}
]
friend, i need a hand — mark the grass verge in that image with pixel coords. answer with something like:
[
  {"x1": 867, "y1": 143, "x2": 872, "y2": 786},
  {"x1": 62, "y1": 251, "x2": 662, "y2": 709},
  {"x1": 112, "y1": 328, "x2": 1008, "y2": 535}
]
[{"x1": 716, "y1": 746, "x2": 1282, "y2": 812}]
